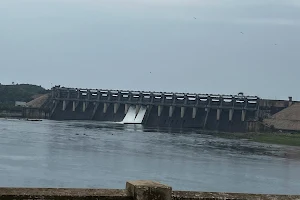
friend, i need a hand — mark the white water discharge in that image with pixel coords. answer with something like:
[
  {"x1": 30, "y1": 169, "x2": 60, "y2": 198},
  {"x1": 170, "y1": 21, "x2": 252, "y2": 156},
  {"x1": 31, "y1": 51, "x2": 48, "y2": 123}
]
[
  {"x1": 122, "y1": 106, "x2": 147, "y2": 124},
  {"x1": 134, "y1": 106, "x2": 147, "y2": 123},
  {"x1": 122, "y1": 106, "x2": 136, "y2": 124}
]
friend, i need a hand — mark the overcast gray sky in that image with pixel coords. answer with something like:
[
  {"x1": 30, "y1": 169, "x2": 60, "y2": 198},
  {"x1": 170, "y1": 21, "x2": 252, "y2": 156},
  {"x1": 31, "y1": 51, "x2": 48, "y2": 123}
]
[{"x1": 0, "y1": 0, "x2": 300, "y2": 100}]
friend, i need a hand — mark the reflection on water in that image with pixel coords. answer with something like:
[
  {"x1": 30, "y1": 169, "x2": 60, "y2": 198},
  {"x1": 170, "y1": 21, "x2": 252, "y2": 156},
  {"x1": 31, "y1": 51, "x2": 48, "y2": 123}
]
[{"x1": 0, "y1": 119, "x2": 299, "y2": 194}]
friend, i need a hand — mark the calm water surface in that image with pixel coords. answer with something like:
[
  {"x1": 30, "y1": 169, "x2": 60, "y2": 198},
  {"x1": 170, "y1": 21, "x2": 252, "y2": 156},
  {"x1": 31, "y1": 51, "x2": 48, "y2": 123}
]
[{"x1": 0, "y1": 119, "x2": 299, "y2": 194}]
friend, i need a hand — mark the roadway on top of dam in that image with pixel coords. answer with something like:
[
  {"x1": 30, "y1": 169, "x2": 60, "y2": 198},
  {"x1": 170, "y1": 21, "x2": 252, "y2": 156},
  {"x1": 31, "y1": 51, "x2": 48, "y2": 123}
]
[
  {"x1": 54, "y1": 87, "x2": 259, "y2": 99},
  {"x1": 51, "y1": 87, "x2": 260, "y2": 110}
]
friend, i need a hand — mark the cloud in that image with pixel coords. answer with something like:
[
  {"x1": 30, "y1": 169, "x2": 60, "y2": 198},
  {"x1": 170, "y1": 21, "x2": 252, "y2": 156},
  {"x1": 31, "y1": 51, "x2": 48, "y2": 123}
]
[
  {"x1": 233, "y1": 18, "x2": 300, "y2": 26},
  {"x1": 49, "y1": 0, "x2": 224, "y2": 8}
]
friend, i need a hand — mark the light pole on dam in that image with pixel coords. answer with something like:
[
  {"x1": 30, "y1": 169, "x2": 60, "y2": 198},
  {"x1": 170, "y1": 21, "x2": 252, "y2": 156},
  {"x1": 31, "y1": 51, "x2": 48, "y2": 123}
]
[{"x1": 49, "y1": 86, "x2": 260, "y2": 132}]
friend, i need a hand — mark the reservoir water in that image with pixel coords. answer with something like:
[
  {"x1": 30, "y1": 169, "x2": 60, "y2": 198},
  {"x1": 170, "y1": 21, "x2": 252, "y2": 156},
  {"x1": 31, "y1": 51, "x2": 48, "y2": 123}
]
[{"x1": 0, "y1": 119, "x2": 299, "y2": 194}]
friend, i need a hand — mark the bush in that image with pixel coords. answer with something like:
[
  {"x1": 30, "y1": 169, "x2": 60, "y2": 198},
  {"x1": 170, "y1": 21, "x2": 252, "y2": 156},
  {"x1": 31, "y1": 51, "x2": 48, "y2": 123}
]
[{"x1": 270, "y1": 125, "x2": 275, "y2": 132}]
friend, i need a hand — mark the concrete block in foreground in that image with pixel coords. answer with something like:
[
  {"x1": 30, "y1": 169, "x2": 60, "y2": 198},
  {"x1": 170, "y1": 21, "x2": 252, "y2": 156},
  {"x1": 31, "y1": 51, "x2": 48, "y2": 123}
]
[{"x1": 126, "y1": 180, "x2": 172, "y2": 200}]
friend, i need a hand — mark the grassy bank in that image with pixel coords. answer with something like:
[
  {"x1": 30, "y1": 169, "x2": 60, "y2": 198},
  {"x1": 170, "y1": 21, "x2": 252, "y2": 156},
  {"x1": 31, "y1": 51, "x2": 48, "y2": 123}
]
[{"x1": 208, "y1": 132, "x2": 300, "y2": 147}]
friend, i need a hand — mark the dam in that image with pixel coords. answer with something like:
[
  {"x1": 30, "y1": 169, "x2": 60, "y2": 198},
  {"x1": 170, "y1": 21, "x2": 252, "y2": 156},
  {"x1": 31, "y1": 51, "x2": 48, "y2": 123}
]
[{"x1": 48, "y1": 86, "x2": 260, "y2": 132}]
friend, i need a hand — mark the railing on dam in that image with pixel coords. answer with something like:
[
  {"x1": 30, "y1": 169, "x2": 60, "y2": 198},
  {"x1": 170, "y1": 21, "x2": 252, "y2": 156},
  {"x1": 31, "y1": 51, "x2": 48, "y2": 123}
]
[
  {"x1": 51, "y1": 87, "x2": 260, "y2": 110},
  {"x1": 0, "y1": 180, "x2": 298, "y2": 200}
]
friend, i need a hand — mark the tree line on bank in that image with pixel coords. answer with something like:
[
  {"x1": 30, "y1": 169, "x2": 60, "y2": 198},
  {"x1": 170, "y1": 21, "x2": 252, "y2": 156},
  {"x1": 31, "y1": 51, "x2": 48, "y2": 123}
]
[{"x1": 0, "y1": 84, "x2": 49, "y2": 109}]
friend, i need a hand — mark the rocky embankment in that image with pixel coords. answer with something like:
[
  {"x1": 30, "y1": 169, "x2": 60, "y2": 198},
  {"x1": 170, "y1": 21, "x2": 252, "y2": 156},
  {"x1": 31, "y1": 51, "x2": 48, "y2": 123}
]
[
  {"x1": 26, "y1": 93, "x2": 51, "y2": 108},
  {"x1": 264, "y1": 103, "x2": 300, "y2": 132}
]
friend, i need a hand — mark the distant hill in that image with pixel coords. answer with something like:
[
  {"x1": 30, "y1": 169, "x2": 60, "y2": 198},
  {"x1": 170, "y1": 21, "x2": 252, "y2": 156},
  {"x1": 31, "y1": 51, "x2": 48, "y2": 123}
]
[{"x1": 0, "y1": 84, "x2": 49, "y2": 105}]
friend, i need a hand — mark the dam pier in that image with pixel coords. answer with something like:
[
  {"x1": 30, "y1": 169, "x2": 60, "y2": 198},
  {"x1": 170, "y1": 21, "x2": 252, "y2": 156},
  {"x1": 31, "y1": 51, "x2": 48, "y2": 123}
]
[{"x1": 49, "y1": 86, "x2": 260, "y2": 132}]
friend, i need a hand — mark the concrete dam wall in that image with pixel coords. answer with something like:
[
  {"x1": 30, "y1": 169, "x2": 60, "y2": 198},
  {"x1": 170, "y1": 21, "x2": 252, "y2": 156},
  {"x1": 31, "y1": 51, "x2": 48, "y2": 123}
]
[{"x1": 49, "y1": 87, "x2": 260, "y2": 132}]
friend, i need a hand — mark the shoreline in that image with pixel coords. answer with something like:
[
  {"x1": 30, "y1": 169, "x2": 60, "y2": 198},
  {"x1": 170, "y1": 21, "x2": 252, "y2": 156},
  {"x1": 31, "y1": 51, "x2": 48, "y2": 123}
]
[
  {"x1": 202, "y1": 131, "x2": 300, "y2": 160},
  {"x1": 205, "y1": 131, "x2": 300, "y2": 147}
]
